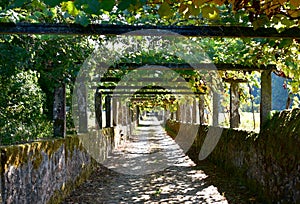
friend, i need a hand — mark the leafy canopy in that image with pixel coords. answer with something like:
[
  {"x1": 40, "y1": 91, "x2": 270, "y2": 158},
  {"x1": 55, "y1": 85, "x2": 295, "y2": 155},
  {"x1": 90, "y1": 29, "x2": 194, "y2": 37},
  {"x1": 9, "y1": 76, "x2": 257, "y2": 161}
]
[{"x1": 0, "y1": 0, "x2": 299, "y2": 30}]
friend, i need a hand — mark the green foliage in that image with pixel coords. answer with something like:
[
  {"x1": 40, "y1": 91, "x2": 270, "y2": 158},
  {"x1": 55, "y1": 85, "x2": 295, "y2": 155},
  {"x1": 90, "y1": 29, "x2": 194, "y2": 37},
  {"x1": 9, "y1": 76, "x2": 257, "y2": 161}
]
[
  {"x1": 0, "y1": 70, "x2": 52, "y2": 145},
  {"x1": 0, "y1": 34, "x2": 94, "y2": 144},
  {"x1": 1, "y1": 0, "x2": 299, "y2": 29}
]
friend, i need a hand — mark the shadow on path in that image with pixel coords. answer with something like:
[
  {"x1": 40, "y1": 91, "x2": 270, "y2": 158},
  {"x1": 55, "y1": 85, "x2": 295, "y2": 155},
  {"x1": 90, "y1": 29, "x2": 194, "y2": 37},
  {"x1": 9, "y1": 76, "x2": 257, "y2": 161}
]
[{"x1": 63, "y1": 116, "x2": 262, "y2": 203}]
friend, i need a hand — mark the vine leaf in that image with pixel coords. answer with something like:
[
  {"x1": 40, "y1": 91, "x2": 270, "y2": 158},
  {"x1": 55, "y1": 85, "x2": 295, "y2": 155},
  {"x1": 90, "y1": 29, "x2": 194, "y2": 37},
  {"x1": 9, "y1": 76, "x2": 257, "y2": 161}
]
[
  {"x1": 61, "y1": 1, "x2": 80, "y2": 16},
  {"x1": 202, "y1": 5, "x2": 219, "y2": 20},
  {"x1": 158, "y1": 2, "x2": 173, "y2": 18}
]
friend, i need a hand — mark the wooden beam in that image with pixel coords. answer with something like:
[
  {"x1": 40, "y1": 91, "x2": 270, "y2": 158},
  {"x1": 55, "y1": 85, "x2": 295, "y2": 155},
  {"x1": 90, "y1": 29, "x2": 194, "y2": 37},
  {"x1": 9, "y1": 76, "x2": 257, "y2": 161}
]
[
  {"x1": 101, "y1": 91, "x2": 204, "y2": 95},
  {"x1": 97, "y1": 77, "x2": 191, "y2": 83},
  {"x1": 111, "y1": 63, "x2": 276, "y2": 71},
  {"x1": 96, "y1": 85, "x2": 191, "y2": 90},
  {"x1": 1, "y1": 23, "x2": 300, "y2": 38}
]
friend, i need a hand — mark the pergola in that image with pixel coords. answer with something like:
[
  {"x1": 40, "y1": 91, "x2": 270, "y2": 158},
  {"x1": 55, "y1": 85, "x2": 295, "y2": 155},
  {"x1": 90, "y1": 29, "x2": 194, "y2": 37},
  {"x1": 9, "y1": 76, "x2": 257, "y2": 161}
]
[{"x1": 2, "y1": 23, "x2": 298, "y2": 136}]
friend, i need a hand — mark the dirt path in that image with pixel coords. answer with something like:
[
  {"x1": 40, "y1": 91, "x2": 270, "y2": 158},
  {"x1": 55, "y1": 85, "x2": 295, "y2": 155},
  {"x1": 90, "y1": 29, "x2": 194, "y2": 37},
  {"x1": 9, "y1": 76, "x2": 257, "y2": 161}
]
[{"x1": 63, "y1": 116, "x2": 262, "y2": 203}]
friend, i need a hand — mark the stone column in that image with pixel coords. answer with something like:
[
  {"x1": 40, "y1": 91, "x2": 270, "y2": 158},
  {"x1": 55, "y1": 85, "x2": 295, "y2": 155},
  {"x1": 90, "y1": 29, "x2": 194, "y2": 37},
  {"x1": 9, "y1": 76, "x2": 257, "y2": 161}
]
[
  {"x1": 112, "y1": 97, "x2": 118, "y2": 126},
  {"x1": 136, "y1": 105, "x2": 140, "y2": 126},
  {"x1": 212, "y1": 91, "x2": 219, "y2": 127},
  {"x1": 230, "y1": 82, "x2": 240, "y2": 128},
  {"x1": 95, "y1": 91, "x2": 102, "y2": 129},
  {"x1": 118, "y1": 100, "x2": 123, "y2": 126},
  {"x1": 53, "y1": 84, "x2": 66, "y2": 137},
  {"x1": 181, "y1": 104, "x2": 186, "y2": 123},
  {"x1": 176, "y1": 103, "x2": 181, "y2": 122},
  {"x1": 260, "y1": 70, "x2": 272, "y2": 128},
  {"x1": 186, "y1": 102, "x2": 192, "y2": 123},
  {"x1": 192, "y1": 98, "x2": 197, "y2": 123},
  {"x1": 199, "y1": 95, "x2": 205, "y2": 124},
  {"x1": 105, "y1": 95, "x2": 112, "y2": 128}
]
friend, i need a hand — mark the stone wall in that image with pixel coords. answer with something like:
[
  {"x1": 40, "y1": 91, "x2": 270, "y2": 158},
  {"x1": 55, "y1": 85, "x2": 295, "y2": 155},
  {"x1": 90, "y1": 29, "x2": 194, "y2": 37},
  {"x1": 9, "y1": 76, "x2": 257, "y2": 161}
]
[
  {"x1": 165, "y1": 108, "x2": 300, "y2": 203},
  {"x1": 0, "y1": 127, "x2": 123, "y2": 204}
]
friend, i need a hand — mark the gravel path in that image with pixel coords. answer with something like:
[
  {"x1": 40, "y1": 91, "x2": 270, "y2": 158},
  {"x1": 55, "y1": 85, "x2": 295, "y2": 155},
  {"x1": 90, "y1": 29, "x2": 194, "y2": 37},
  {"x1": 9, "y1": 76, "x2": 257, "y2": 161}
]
[{"x1": 63, "y1": 117, "x2": 262, "y2": 204}]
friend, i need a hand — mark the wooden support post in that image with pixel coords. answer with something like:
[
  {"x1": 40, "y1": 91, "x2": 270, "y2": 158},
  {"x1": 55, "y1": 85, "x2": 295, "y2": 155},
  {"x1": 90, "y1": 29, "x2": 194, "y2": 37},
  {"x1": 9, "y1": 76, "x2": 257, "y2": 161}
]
[
  {"x1": 105, "y1": 95, "x2": 112, "y2": 128},
  {"x1": 212, "y1": 92, "x2": 219, "y2": 126},
  {"x1": 95, "y1": 92, "x2": 102, "y2": 129},
  {"x1": 261, "y1": 70, "x2": 272, "y2": 128},
  {"x1": 53, "y1": 84, "x2": 66, "y2": 137},
  {"x1": 230, "y1": 82, "x2": 240, "y2": 128},
  {"x1": 199, "y1": 95, "x2": 205, "y2": 124}
]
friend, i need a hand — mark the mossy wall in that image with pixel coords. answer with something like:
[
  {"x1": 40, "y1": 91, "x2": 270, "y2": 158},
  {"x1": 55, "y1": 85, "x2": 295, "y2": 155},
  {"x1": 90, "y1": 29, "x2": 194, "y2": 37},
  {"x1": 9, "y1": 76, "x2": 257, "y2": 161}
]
[
  {"x1": 166, "y1": 108, "x2": 300, "y2": 203},
  {"x1": 0, "y1": 127, "x2": 121, "y2": 204}
]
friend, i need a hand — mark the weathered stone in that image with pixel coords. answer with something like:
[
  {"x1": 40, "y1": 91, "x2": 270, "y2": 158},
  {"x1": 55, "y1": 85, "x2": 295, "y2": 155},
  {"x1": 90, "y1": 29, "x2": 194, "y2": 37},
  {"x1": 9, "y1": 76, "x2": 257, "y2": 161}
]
[
  {"x1": 166, "y1": 109, "x2": 300, "y2": 203},
  {"x1": 0, "y1": 126, "x2": 125, "y2": 204}
]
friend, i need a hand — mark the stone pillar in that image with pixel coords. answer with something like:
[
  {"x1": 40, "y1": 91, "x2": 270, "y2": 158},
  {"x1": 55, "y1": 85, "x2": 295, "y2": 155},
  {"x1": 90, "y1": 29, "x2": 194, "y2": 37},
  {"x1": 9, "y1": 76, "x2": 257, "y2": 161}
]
[
  {"x1": 186, "y1": 103, "x2": 192, "y2": 123},
  {"x1": 122, "y1": 103, "x2": 127, "y2": 126},
  {"x1": 192, "y1": 98, "x2": 197, "y2": 124},
  {"x1": 212, "y1": 91, "x2": 219, "y2": 127},
  {"x1": 112, "y1": 97, "x2": 118, "y2": 126},
  {"x1": 136, "y1": 105, "x2": 140, "y2": 126},
  {"x1": 105, "y1": 95, "x2": 112, "y2": 128},
  {"x1": 199, "y1": 95, "x2": 205, "y2": 124},
  {"x1": 53, "y1": 84, "x2": 66, "y2": 137},
  {"x1": 261, "y1": 70, "x2": 272, "y2": 128},
  {"x1": 176, "y1": 103, "x2": 181, "y2": 122},
  {"x1": 230, "y1": 82, "x2": 240, "y2": 128},
  {"x1": 181, "y1": 104, "x2": 186, "y2": 123},
  {"x1": 170, "y1": 111, "x2": 174, "y2": 120},
  {"x1": 95, "y1": 92, "x2": 102, "y2": 129}
]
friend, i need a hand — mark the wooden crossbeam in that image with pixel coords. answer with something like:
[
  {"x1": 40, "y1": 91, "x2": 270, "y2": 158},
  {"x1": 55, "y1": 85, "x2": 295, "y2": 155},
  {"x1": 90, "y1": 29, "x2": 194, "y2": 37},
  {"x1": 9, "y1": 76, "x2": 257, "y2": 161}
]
[
  {"x1": 97, "y1": 77, "x2": 191, "y2": 83},
  {"x1": 96, "y1": 85, "x2": 191, "y2": 90},
  {"x1": 0, "y1": 23, "x2": 299, "y2": 38},
  {"x1": 111, "y1": 63, "x2": 276, "y2": 71},
  {"x1": 223, "y1": 78, "x2": 248, "y2": 83},
  {"x1": 101, "y1": 91, "x2": 204, "y2": 95}
]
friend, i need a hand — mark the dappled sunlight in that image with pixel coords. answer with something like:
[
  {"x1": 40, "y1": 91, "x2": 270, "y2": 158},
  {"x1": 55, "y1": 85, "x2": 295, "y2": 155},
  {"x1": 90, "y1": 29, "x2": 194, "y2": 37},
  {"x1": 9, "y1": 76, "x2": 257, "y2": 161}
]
[
  {"x1": 64, "y1": 116, "x2": 262, "y2": 203},
  {"x1": 102, "y1": 116, "x2": 195, "y2": 175},
  {"x1": 64, "y1": 164, "x2": 229, "y2": 203}
]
